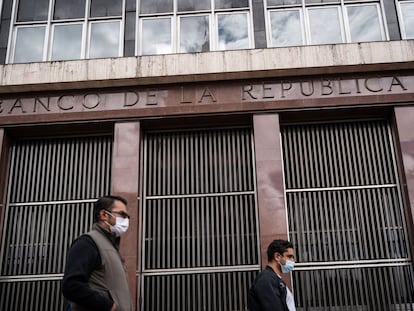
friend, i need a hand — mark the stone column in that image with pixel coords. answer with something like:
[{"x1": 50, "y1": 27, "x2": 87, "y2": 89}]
[
  {"x1": 253, "y1": 113, "x2": 288, "y2": 266},
  {"x1": 0, "y1": 129, "x2": 10, "y2": 244},
  {"x1": 111, "y1": 122, "x2": 141, "y2": 310},
  {"x1": 394, "y1": 107, "x2": 414, "y2": 257}
]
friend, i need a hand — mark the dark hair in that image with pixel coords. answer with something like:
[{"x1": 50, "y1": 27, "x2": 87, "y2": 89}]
[
  {"x1": 267, "y1": 239, "x2": 294, "y2": 262},
  {"x1": 93, "y1": 195, "x2": 128, "y2": 222}
]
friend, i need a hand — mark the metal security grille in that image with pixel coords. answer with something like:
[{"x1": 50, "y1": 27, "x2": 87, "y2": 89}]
[
  {"x1": 0, "y1": 136, "x2": 112, "y2": 311},
  {"x1": 142, "y1": 128, "x2": 259, "y2": 311},
  {"x1": 281, "y1": 120, "x2": 414, "y2": 311}
]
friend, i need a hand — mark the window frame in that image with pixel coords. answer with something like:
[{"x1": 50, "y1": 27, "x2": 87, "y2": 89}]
[
  {"x1": 7, "y1": 0, "x2": 125, "y2": 64},
  {"x1": 265, "y1": 0, "x2": 389, "y2": 48},
  {"x1": 396, "y1": 0, "x2": 414, "y2": 39},
  {"x1": 136, "y1": 0, "x2": 254, "y2": 56},
  {"x1": 343, "y1": 3, "x2": 386, "y2": 43},
  {"x1": 49, "y1": 22, "x2": 85, "y2": 61},
  {"x1": 305, "y1": 5, "x2": 345, "y2": 45},
  {"x1": 138, "y1": 16, "x2": 174, "y2": 55},
  {"x1": 267, "y1": 8, "x2": 305, "y2": 48},
  {"x1": 177, "y1": 13, "x2": 212, "y2": 53},
  {"x1": 87, "y1": 19, "x2": 123, "y2": 59},
  {"x1": 11, "y1": 24, "x2": 48, "y2": 63},
  {"x1": 215, "y1": 11, "x2": 253, "y2": 51}
]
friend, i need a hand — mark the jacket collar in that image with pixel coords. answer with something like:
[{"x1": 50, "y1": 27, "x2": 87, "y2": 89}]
[{"x1": 93, "y1": 223, "x2": 120, "y2": 250}]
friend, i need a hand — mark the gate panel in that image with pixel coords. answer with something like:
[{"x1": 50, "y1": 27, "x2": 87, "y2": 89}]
[
  {"x1": 0, "y1": 135, "x2": 112, "y2": 310},
  {"x1": 142, "y1": 128, "x2": 260, "y2": 311},
  {"x1": 281, "y1": 120, "x2": 414, "y2": 310}
]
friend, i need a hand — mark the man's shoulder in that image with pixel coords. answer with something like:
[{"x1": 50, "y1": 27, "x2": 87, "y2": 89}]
[
  {"x1": 66, "y1": 232, "x2": 101, "y2": 264},
  {"x1": 71, "y1": 232, "x2": 97, "y2": 249},
  {"x1": 261, "y1": 266, "x2": 280, "y2": 278},
  {"x1": 256, "y1": 267, "x2": 283, "y2": 285}
]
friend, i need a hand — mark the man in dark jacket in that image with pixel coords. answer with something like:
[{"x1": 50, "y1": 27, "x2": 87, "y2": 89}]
[
  {"x1": 62, "y1": 195, "x2": 132, "y2": 311},
  {"x1": 248, "y1": 240, "x2": 296, "y2": 311}
]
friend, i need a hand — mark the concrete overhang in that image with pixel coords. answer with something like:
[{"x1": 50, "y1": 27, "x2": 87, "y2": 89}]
[{"x1": 0, "y1": 40, "x2": 413, "y2": 94}]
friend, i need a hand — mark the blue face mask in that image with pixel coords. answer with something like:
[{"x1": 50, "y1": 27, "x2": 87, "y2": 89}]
[{"x1": 281, "y1": 259, "x2": 295, "y2": 273}]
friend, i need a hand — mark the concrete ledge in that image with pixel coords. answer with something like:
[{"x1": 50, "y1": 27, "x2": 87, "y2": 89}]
[{"x1": 0, "y1": 40, "x2": 413, "y2": 94}]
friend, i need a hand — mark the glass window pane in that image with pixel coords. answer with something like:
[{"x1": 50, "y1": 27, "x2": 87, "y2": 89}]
[
  {"x1": 269, "y1": 10, "x2": 302, "y2": 47},
  {"x1": 17, "y1": 0, "x2": 49, "y2": 22},
  {"x1": 177, "y1": 0, "x2": 210, "y2": 12},
  {"x1": 141, "y1": 18, "x2": 172, "y2": 55},
  {"x1": 180, "y1": 15, "x2": 210, "y2": 52},
  {"x1": 401, "y1": 3, "x2": 414, "y2": 39},
  {"x1": 89, "y1": 22, "x2": 120, "y2": 58},
  {"x1": 347, "y1": 5, "x2": 382, "y2": 42},
  {"x1": 308, "y1": 7, "x2": 343, "y2": 44},
  {"x1": 215, "y1": 0, "x2": 249, "y2": 9},
  {"x1": 51, "y1": 24, "x2": 82, "y2": 61},
  {"x1": 90, "y1": 0, "x2": 122, "y2": 17},
  {"x1": 217, "y1": 13, "x2": 249, "y2": 50},
  {"x1": 140, "y1": 0, "x2": 173, "y2": 14},
  {"x1": 14, "y1": 27, "x2": 45, "y2": 63},
  {"x1": 267, "y1": 0, "x2": 301, "y2": 5},
  {"x1": 54, "y1": 0, "x2": 85, "y2": 19}
]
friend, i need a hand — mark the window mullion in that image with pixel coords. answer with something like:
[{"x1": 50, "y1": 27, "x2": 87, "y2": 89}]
[
  {"x1": 301, "y1": 0, "x2": 309, "y2": 45},
  {"x1": 44, "y1": 0, "x2": 54, "y2": 61},
  {"x1": 395, "y1": 0, "x2": 405, "y2": 38},
  {"x1": 6, "y1": 0, "x2": 19, "y2": 63},
  {"x1": 173, "y1": 0, "x2": 177, "y2": 53},
  {"x1": 303, "y1": 7, "x2": 311, "y2": 45},
  {"x1": 211, "y1": 12, "x2": 216, "y2": 51},
  {"x1": 119, "y1": 0, "x2": 126, "y2": 57},
  {"x1": 248, "y1": 0, "x2": 254, "y2": 48},
  {"x1": 342, "y1": 4, "x2": 351, "y2": 43},
  {"x1": 378, "y1": 1, "x2": 390, "y2": 40},
  {"x1": 85, "y1": 0, "x2": 91, "y2": 58}
]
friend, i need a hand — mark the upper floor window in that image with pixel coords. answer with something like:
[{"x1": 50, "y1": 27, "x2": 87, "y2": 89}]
[
  {"x1": 397, "y1": 0, "x2": 414, "y2": 39},
  {"x1": 9, "y1": 0, "x2": 124, "y2": 63},
  {"x1": 138, "y1": 0, "x2": 253, "y2": 55},
  {"x1": 266, "y1": 0, "x2": 387, "y2": 47}
]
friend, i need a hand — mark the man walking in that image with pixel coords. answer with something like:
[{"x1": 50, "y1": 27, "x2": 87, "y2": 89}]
[
  {"x1": 248, "y1": 239, "x2": 296, "y2": 311},
  {"x1": 62, "y1": 195, "x2": 132, "y2": 311}
]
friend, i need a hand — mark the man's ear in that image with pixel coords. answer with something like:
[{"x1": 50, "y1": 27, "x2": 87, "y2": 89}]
[
  {"x1": 274, "y1": 252, "x2": 283, "y2": 262},
  {"x1": 99, "y1": 209, "x2": 108, "y2": 221}
]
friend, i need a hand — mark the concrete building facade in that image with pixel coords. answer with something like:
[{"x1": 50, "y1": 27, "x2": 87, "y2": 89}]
[{"x1": 0, "y1": 0, "x2": 413, "y2": 310}]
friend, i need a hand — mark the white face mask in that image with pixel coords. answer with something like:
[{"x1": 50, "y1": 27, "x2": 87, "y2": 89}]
[{"x1": 105, "y1": 212, "x2": 129, "y2": 237}]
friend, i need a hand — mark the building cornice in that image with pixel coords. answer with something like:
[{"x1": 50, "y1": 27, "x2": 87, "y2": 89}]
[{"x1": 0, "y1": 40, "x2": 413, "y2": 94}]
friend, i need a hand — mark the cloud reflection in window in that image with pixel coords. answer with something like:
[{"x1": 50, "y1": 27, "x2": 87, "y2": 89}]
[
  {"x1": 347, "y1": 5, "x2": 382, "y2": 42},
  {"x1": 308, "y1": 7, "x2": 342, "y2": 44},
  {"x1": 401, "y1": 3, "x2": 414, "y2": 39},
  {"x1": 14, "y1": 27, "x2": 45, "y2": 63},
  {"x1": 180, "y1": 15, "x2": 210, "y2": 52},
  {"x1": 52, "y1": 24, "x2": 82, "y2": 61},
  {"x1": 270, "y1": 10, "x2": 302, "y2": 47},
  {"x1": 89, "y1": 21, "x2": 120, "y2": 58},
  {"x1": 217, "y1": 13, "x2": 249, "y2": 50},
  {"x1": 142, "y1": 18, "x2": 172, "y2": 55}
]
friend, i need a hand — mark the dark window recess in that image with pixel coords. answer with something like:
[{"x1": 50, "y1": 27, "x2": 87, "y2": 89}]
[
  {"x1": 177, "y1": 0, "x2": 210, "y2": 12},
  {"x1": 54, "y1": 0, "x2": 86, "y2": 20},
  {"x1": 17, "y1": 0, "x2": 49, "y2": 22},
  {"x1": 305, "y1": 0, "x2": 340, "y2": 3},
  {"x1": 215, "y1": 0, "x2": 249, "y2": 9},
  {"x1": 267, "y1": 0, "x2": 301, "y2": 5},
  {"x1": 90, "y1": 0, "x2": 122, "y2": 17},
  {"x1": 140, "y1": 0, "x2": 173, "y2": 14}
]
